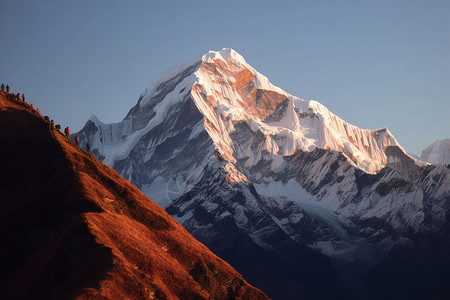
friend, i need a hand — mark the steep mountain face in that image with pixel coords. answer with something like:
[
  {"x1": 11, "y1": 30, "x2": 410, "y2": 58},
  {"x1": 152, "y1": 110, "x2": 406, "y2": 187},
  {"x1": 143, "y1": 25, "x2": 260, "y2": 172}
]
[
  {"x1": 76, "y1": 48, "x2": 450, "y2": 299},
  {"x1": 166, "y1": 152, "x2": 352, "y2": 299},
  {"x1": 420, "y1": 139, "x2": 450, "y2": 165},
  {"x1": 0, "y1": 92, "x2": 267, "y2": 300}
]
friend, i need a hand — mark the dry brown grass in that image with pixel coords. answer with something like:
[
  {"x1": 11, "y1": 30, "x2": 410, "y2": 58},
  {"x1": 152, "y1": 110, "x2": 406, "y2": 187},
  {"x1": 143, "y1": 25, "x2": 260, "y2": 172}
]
[{"x1": 0, "y1": 92, "x2": 268, "y2": 299}]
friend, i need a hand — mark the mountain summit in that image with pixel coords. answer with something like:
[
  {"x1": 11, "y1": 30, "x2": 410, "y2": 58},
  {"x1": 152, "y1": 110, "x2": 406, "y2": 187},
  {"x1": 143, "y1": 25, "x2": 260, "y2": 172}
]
[
  {"x1": 89, "y1": 48, "x2": 402, "y2": 175},
  {"x1": 77, "y1": 48, "x2": 450, "y2": 299},
  {"x1": 79, "y1": 47, "x2": 416, "y2": 208}
]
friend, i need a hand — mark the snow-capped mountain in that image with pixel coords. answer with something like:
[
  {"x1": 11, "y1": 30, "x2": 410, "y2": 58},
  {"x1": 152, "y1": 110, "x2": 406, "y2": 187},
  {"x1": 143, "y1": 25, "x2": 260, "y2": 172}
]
[
  {"x1": 76, "y1": 48, "x2": 450, "y2": 299},
  {"x1": 420, "y1": 139, "x2": 450, "y2": 165}
]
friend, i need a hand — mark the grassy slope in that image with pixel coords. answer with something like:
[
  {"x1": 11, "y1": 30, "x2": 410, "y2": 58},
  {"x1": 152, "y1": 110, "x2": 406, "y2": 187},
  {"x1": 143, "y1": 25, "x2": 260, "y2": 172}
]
[{"x1": 0, "y1": 92, "x2": 268, "y2": 299}]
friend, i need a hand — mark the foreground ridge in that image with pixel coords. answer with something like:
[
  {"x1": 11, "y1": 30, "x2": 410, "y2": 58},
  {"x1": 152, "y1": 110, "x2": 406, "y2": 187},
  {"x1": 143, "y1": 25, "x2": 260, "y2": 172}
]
[{"x1": 0, "y1": 91, "x2": 267, "y2": 299}]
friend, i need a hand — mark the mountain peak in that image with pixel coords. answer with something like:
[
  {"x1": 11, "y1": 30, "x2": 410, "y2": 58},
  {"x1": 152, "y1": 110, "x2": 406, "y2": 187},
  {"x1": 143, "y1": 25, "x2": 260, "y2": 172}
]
[
  {"x1": 202, "y1": 48, "x2": 247, "y2": 65},
  {"x1": 81, "y1": 48, "x2": 409, "y2": 175},
  {"x1": 88, "y1": 114, "x2": 102, "y2": 124}
]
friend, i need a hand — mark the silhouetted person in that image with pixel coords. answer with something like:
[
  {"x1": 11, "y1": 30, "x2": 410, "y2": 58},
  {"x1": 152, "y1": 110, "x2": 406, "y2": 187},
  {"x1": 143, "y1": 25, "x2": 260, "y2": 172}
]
[
  {"x1": 75, "y1": 135, "x2": 80, "y2": 146},
  {"x1": 22, "y1": 94, "x2": 25, "y2": 102},
  {"x1": 16, "y1": 93, "x2": 20, "y2": 101},
  {"x1": 64, "y1": 127, "x2": 70, "y2": 138},
  {"x1": 36, "y1": 108, "x2": 40, "y2": 115},
  {"x1": 86, "y1": 143, "x2": 91, "y2": 153},
  {"x1": 1, "y1": 84, "x2": 4, "y2": 92},
  {"x1": 30, "y1": 104, "x2": 34, "y2": 110},
  {"x1": 6, "y1": 84, "x2": 9, "y2": 94}
]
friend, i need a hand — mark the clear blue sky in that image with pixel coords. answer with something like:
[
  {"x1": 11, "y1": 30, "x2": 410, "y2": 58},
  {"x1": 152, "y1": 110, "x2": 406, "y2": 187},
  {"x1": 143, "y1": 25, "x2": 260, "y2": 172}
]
[{"x1": 1, "y1": 0, "x2": 449, "y2": 155}]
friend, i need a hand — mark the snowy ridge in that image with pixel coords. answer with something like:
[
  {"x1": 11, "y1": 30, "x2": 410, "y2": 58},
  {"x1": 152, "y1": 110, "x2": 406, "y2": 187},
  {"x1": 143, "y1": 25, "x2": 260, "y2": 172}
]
[
  {"x1": 190, "y1": 48, "x2": 402, "y2": 173},
  {"x1": 83, "y1": 48, "x2": 405, "y2": 174},
  {"x1": 138, "y1": 57, "x2": 201, "y2": 108}
]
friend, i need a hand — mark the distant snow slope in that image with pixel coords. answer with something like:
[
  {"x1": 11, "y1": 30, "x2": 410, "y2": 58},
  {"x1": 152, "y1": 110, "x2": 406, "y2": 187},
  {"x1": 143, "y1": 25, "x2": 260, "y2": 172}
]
[{"x1": 420, "y1": 139, "x2": 450, "y2": 165}]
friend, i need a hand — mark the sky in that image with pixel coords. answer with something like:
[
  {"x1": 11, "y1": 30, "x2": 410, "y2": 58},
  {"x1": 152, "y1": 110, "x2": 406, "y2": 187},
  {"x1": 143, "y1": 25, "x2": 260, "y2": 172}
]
[{"x1": 1, "y1": 0, "x2": 449, "y2": 155}]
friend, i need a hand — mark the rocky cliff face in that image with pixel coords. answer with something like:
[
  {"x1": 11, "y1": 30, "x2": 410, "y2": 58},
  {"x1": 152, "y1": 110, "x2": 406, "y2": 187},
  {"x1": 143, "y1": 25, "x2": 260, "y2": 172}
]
[{"x1": 76, "y1": 48, "x2": 450, "y2": 299}]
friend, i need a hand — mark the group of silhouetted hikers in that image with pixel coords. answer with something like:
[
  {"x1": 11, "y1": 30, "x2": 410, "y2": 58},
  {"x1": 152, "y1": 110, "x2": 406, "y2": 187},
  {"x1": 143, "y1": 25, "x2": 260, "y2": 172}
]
[
  {"x1": 2, "y1": 83, "x2": 31, "y2": 108},
  {"x1": 2, "y1": 83, "x2": 92, "y2": 154}
]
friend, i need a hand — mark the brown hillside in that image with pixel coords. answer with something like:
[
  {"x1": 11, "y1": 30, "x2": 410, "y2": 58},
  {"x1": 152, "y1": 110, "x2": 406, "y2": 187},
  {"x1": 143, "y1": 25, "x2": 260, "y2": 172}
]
[{"x1": 0, "y1": 92, "x2": 268, "y2": 299}]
